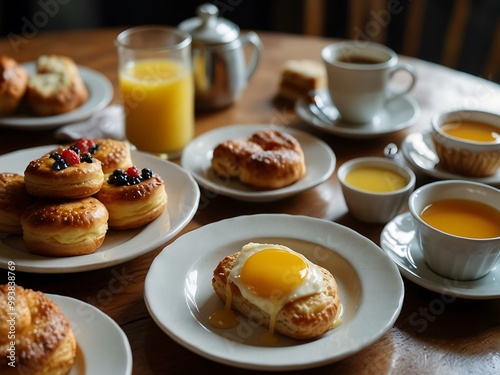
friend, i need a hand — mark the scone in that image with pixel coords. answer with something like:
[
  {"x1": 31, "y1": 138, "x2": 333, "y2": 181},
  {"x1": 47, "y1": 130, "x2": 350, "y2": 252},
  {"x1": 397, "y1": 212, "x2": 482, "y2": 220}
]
[
  {"x1": 24, "y1": 147, "x2": 104, "y2": 200},
  {"x1": 94, "y1": 166, "x2": 167, "y2": 229},
  {"x1": 0, "y1": 55, "x2": 29, "y2": 115},
  {"x1": 52, "y1": 138, "x2": 133, "y2": 175},
  {"x1": 0, "y1": 173, "x2": 34, "y2": 235},
  {"x1": 211, "y1": 129, "x2": 306, "y2": 189},
  {"x1": 21, "y1": 197, "x2": 109, "y2": 257},
  {"x1": 277, "y1": 59, "x2": 326, "y2": 102},
  {"x1": 26, "y1": 55, "x2": 88, "y2": 116},
  {"x1": 211, "y1": 243, "x2": 341, "y2": 341},
  {"x1": 0, "y1": 285, "x2": 76, "y2": 375}
]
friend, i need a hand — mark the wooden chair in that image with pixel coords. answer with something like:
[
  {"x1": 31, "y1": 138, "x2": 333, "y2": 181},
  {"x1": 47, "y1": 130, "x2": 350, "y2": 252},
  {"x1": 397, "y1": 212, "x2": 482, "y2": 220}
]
[{"x1": 302, "y1": 0, "x2": 499, "y2": 81}]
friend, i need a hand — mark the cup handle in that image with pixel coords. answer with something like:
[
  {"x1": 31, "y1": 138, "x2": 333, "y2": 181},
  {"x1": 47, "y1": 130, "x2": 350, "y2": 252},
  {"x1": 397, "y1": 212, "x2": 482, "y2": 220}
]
[
  {"x1": 240, "y1": 31, "x2": 263, "y2": 81},
  {"x1": 386, "y1": 63, "x2": 417, "y2": 102}
]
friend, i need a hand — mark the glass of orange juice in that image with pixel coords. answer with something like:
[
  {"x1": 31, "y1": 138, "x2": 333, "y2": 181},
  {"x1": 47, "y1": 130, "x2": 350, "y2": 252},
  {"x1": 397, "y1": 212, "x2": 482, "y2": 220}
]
[{"x1": 115, "y1": 26, "x2": 194, "y2": 159}]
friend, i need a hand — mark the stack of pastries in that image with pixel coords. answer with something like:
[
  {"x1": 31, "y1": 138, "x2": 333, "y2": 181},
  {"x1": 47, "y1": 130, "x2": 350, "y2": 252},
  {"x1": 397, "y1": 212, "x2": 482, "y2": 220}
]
[
  {"x1": 0, "y1": 138, "x2": 167, "y2": 257},
  {"x1": 0, "y1": 54, "x2": 88, "y2": 117}
]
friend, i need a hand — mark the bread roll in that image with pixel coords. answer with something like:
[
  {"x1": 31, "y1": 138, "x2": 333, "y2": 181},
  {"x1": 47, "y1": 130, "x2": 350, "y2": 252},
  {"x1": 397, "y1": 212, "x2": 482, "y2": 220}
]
[
  {"x1": 0, "y1": 173, "x2": 33, "y2": 235},
  {"x1": 0, "y1": 55, "x2": 29, "y2": 115},
  {"x1": 211, "y1": 130, "x2": 306, "y2": 190},
  {"x1": 21, "y1": 197, "x2": 109, "y2": 257},
  {"x1": 26, "y1": 55, "x2": 88, "y2": 116},
  {"x1": 0, "y1": 285, "x2": 76, "y2": 374}
]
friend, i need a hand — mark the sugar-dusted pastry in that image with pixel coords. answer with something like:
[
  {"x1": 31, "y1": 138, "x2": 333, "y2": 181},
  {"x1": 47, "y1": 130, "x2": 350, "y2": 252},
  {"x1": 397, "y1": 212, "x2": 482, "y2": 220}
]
[
  {"x1": 94, "y1": 166, "x2": 167, "y2": 230},
  {"x1": 24, "y1": 147, "x2": 104, "y2": 200},
  {"x1": 21, "y1": 197, "x2": 109, "y2": 257},
  {"x1": 0, "y1": 173, "x2": 33, "y2": 235},
  {"x1": 0, "y1": 285, "x2": 76, "y2": 374},
  {"x1": 26, "y1": 55, "x2": 88, "y2": 116},
  {"x1": 211, "y1": 129, "x2": 306, "y2": 189},
  {"x1": 210, "y1": 243, "x2": 341, "y2": 343}
]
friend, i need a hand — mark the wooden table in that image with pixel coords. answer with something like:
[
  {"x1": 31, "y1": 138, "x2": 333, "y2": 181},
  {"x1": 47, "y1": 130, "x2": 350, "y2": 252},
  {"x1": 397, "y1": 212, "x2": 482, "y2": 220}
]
[{"x1": 1, "y1": 28, "x2": 499, "y2": 374}]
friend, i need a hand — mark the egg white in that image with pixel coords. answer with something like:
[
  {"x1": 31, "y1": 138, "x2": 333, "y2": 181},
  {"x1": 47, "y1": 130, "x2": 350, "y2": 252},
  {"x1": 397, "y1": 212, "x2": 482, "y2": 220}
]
[{"x1": 228, "y1": 242, "x2": 323, "y2": 320}]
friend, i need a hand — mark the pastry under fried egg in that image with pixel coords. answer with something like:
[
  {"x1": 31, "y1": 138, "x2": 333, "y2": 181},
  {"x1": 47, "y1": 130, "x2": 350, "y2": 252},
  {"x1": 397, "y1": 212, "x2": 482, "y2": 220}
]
[{"x1": 211, "y1": 243, "x2": 341, "y2": 344}]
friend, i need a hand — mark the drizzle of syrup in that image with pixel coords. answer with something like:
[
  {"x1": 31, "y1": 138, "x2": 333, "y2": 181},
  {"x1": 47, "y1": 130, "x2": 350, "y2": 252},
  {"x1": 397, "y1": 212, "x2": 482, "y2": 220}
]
[{"x1": 209, "y1": 286, "x2": 238, "y2": 329}]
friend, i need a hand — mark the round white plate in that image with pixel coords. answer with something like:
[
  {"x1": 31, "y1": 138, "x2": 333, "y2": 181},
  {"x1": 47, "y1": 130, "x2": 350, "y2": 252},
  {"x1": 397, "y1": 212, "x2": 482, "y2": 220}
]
[
  {"x1": 401, "y1": 131, "x2": 500, "y2": 187},
  {"x1": 144, "y1": 214, "x2": 404, "y2": 371},
  {"x1": 380, "y1": 212, "x2": 500, "y2": 299},
  {"x1": 48, "y1": 294, "x2": 132, "y2": 375},
  {"x1": 295, "y1": 89, "x2": 420, "y2": 139},
  {"x1": 0, "y1": 63, "x2": 113, "y2": 130},
  {"x1": 0, "y1": 145, "x2": 200, "y2": 273},
  {"x1": 180, "y1": 124, "x2": 336, "y2": 202}
]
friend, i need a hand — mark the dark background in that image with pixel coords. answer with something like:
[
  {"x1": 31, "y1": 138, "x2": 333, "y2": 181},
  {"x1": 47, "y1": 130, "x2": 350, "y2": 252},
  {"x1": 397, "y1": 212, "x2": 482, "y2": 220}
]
[{"x1": 1, "y1": 0, "x2": 498, "y2": 81}]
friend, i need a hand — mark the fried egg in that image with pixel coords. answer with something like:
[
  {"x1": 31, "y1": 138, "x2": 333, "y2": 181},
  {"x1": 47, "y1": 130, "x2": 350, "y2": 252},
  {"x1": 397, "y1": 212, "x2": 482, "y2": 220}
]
[{"x1": 227, "y1": 242, "x2": 323, "y2": 340}]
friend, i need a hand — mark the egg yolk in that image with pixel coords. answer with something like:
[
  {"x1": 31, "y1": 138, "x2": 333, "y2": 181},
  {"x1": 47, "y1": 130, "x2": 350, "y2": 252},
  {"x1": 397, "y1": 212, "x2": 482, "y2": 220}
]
[{"x1": 240, "y1": 249, "x2": 309, "y2": 299}]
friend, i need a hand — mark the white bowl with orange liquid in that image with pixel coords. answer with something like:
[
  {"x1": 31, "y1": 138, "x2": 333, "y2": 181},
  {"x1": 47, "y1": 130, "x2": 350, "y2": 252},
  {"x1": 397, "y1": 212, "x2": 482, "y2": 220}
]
[
  {"x1": 409, "y1": 180, "x2": 500, "y2": 281},
  {"x1": 338, "y1": 157, "x2": 416, "y2": 224},
  {"x1": 431, "y1": 109, "x2": 500, "y2": 177}
]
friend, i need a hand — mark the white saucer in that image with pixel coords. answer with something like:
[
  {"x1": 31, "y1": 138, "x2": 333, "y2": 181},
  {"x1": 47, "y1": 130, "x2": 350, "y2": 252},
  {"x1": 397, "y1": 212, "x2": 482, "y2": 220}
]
[
  {"x1": 145, "y1": 214, "x2": 404, "y2": 370},
  {"x1": 180, "y1": 124, "x2": 336, "y2": 202},
  {"x1": 0, "y1": 62, "x2": 113, "y2": 130},
  {"x1": 401, "y1": 131, "x2": 500, "y2": 186},
  {"x1": 380, "y1": 212, "x2": 500, "y2": 299},
  {"x1": 48, "y1": 294, "x2": 132, "y2": 375},
  {"x1": 295, "y1": 89, "x2": 419, "y2": 139}
]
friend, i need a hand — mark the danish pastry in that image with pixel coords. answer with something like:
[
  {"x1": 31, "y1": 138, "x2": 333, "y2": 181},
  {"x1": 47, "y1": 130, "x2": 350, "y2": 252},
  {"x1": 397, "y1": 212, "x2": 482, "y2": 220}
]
[
  {"x1": 211, "y1": 130, "x2": 306, "y2": 189},
  {"x1": 21, "y1": 197, "x2": 109, "y2": 257},
  {"x1": 0, "y1": 285, "x2": 76, "y2": 374},
  {"x1": 52, "y1": 138, "x2": 133, "y2": 175},
  {"x1": 24, "y1": 148, "x2": 104, "y2": 200},
  {"x1": 0, "y1": 55, "x2": 29, "y2": 116},
  {"x1": 211, "y1": 243, "x2": 341, "y2": 341},
  {"x1": 26, "y1": 55, "x2": 88, "y2": 116},
  {"x1": 0, "y1": 173, "x2": 33, "y2": 235},
  {"x1": 94, "y1": 166, "x2": 167, "y2": 229}
]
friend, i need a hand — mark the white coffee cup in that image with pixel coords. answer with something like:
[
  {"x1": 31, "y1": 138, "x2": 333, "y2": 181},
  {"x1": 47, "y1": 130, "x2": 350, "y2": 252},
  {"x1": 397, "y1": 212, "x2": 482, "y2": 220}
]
[{"x1": 321, "y1": 41, "x2": 417, "y2": 123}]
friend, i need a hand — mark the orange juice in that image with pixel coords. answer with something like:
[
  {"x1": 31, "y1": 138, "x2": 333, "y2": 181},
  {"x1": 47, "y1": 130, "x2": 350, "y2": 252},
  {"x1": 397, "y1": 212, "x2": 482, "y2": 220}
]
[
  {"x1": 119, "y1": 59, "x2": 194, "y2": 155},
  {"x1": 441, "y1": 121, "x2": 499, "y2": 143},
  {"x1": 345, "y1": 166, "x2": 408, "y2": 192},
  {"x1": 420, "y1": 199, "x2": 500, "y2": 239}
]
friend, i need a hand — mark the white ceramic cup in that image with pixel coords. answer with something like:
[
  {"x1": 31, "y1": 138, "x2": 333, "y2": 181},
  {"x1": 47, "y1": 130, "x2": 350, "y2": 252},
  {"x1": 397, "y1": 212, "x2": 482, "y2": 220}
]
[
  {"x1": 408, "y1": 180, "x2": 500, "y2": 281},
  {"x1": 338, "y1": 157, "x2": 416, "y2": 224},
  {"x1": 321, "y1": 41, "x2": 417, "y2": 123}
]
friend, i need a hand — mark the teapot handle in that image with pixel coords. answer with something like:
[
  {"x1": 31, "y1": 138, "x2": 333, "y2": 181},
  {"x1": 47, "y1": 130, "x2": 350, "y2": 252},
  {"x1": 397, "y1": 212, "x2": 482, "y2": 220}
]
[{"x1": 241, "y1": 31, "x2": 263, "y2": 81}]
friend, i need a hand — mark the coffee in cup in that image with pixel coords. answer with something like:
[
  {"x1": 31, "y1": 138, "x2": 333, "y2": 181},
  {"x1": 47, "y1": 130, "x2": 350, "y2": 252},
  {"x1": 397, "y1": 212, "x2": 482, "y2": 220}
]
[{"x1": 321, "y1": 41, "x2": 417, "y2": 123}]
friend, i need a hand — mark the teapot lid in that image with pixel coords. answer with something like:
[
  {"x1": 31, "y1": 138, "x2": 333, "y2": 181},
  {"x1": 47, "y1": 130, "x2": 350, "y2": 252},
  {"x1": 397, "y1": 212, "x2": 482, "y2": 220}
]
[{"x1": 178, "y1": 3, "x2": 240, "y2": 44}]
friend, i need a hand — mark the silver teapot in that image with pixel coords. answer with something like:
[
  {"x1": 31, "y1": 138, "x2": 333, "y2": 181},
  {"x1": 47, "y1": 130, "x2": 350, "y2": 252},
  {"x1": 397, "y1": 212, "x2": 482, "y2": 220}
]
[{"x1": 178, "y1": 3, "x2": 262, "y2": 110}]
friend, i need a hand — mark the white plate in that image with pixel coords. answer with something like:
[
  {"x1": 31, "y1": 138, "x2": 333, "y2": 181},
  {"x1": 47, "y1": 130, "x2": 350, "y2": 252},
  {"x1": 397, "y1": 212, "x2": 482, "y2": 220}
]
[
  {"x1": 380, "y1": 212, "x2": 500, "y2": 299},
  {"x1": 295, "y1": 89, "x2": 420, "y2": 139},
  {"x1": 401, "y1": 131, "x2": 500, "y2": 186},
  {"x1": 0, "y1": 63, "x2": 113, "y2": 130},
  {"x1": 144, "y1": 214, "x2": 404, "y2": 371},
  {"x1": 180, "y1": 124, "x2": 336, "y2": 202},
  {"x1": 48, "y1": 294, "x2": 132, "y2": 375},
  {"x1": 0, "y1": 145, "x2": 200, "y2": 273}
]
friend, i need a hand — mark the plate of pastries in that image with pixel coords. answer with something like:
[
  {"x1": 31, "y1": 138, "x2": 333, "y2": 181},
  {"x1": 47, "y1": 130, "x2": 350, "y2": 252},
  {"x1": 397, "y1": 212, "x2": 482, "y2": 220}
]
[
  {"x1": 0, "y1": 55, "x2": 113, "y2": 129},
  {"x1": 144, "y1": 214, "x2": 404, "y2": 370},
  {"x1": 0, "y1": 285, "x2": 132, "y2": 374},
  {"x1": 180, "y1": 124, "x2": 336, "y2": 202},
  {"x1": 0, "y1": 138, "x2": 200, "y2": 273}
]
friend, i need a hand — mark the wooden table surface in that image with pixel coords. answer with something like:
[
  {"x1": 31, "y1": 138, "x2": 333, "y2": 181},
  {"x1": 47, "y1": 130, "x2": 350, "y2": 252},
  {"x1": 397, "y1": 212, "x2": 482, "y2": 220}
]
[{"x1": 1, "y1": 28, "x2": 499, "y2": 375}]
